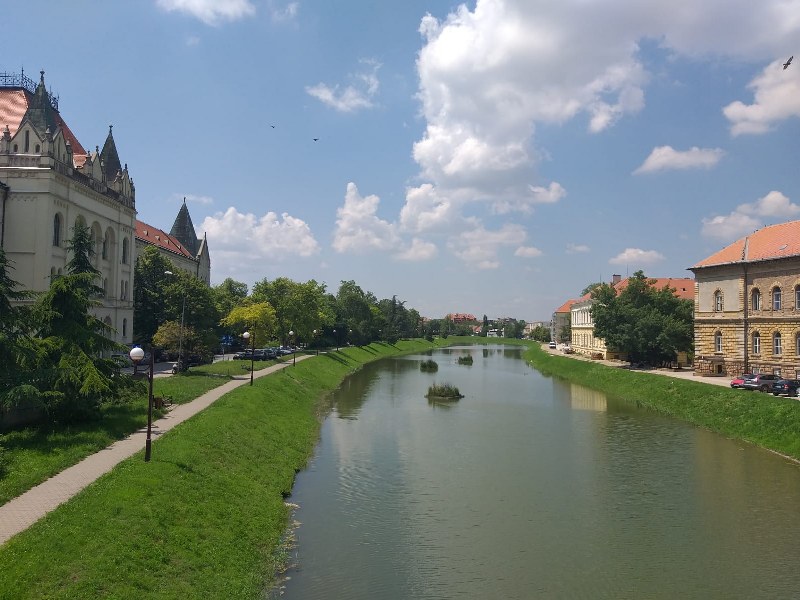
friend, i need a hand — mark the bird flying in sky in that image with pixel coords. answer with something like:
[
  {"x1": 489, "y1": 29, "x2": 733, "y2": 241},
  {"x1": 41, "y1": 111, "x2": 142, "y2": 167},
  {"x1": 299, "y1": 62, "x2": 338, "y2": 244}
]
[
  {"x1": 313, "y1": 138, "x2": 319, "y2": 142},
  {"x1": 784, "y1": 55, "x2": 793, "y2": 69}
]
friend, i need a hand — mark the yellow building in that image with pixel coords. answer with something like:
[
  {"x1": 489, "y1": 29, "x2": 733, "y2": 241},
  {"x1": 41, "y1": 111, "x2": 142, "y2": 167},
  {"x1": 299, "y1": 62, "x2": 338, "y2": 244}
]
[{"x1": 690, "y1": 220, "x2": 800, "y2": 378}]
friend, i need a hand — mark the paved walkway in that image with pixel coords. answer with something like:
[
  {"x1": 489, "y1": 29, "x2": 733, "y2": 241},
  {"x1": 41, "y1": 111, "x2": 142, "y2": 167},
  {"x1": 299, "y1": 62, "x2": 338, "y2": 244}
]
[{"x1": 0, "y1": 355, "x2": 311, "y2": 546}]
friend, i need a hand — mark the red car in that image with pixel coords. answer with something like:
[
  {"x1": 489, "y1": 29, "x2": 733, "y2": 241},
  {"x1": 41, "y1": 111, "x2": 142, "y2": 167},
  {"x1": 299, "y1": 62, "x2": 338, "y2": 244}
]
[{"x1": 730, "y1": 374, "x2": 753, "y2": 388}]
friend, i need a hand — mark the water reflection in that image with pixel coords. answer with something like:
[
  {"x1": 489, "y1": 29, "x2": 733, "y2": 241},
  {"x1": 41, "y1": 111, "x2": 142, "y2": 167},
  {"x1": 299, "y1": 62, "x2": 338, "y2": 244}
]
[{"x1": 282, "y1": 347, "x2": 800, "y2": 600}]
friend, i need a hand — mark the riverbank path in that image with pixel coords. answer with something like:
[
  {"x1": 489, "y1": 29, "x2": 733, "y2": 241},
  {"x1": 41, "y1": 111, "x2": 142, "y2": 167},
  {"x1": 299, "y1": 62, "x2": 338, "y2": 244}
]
[{"x1": 0, "y1": 355, "x2": 312, "y2": 546}]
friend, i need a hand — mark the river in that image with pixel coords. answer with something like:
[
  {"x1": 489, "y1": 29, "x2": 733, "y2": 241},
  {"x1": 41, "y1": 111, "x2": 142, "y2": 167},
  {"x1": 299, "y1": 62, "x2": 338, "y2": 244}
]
[{"x1": 278, "y1": 345, "x2": 800, "y2": 599}]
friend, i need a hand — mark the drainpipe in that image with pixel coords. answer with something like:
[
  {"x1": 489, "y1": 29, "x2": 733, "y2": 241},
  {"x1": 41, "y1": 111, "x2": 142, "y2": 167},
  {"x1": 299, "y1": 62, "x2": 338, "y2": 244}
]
[
  {"x1": 0, "y1": 180, "x2": 9, "y2": 248},
  {"x1": 743, "y1": 262, "x2": 749, "y2": 375}
]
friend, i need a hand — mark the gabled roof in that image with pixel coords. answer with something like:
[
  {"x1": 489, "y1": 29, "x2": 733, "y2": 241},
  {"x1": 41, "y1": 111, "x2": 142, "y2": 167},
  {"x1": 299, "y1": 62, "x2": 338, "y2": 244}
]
[
  {"x1": 136, "y1": 220, "x2": 195, "y2": 259},
  {"x1": 0, "y1": 74, "x2": 87, "y2": 166},
  {"x1": 554, "y1": 299, "x2": 577, "y2": 313},
  {"x1": 692, "y1": 220, "x2": 800, "y2": 269}
]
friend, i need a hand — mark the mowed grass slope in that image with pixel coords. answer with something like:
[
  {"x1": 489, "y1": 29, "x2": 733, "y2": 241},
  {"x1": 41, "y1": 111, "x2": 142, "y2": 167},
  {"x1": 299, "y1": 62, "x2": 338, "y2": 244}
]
[{"x1": 0, "y1": 340, "x2": 438, "y2": 599}]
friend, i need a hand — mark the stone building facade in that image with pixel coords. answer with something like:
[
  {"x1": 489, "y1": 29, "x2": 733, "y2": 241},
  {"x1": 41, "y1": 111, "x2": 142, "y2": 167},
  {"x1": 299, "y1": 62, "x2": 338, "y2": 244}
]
[
  {"x1": 691, "y1": 220, "x2": 800, "y2": 378},
  {"x1": 0, "y1": 71, "x2": 136, "y2": 344}
]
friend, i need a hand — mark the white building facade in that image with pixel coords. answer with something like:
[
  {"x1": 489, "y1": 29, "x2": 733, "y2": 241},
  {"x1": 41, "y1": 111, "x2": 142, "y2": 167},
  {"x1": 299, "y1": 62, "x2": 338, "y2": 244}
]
[{"x1": 0, "y1": 71, "x2": 136, "y2": 344}]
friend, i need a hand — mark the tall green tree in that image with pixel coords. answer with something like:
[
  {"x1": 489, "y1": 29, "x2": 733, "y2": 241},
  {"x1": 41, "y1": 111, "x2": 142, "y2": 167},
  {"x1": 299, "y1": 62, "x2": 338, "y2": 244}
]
[
  {"x1": 252, "y1": 277, "x2": 332, "y2": 345},
  {"x1": 0, "y1": 248, "x2": 40, "y2": 409},
  {"x1": 32, "y1": 223, "x2": 129, "y2": 422},
  {"x1": 133, "y1": 245, "x2": 176, "y2": 343},
  {"x1": 591, "y1": 270, "x2": 693, "y2": 365}
]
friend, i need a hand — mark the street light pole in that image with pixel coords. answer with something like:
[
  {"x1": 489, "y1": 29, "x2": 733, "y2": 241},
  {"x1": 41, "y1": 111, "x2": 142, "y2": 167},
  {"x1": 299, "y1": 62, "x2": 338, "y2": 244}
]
[
  {"x1": 130, "y1": 346, "x2": 154, "y2": 462},
  {"x1": 289, "y1": 330, "x2": 296, "y2": 366},
  {"x1": 333, "y1": 329, "x2": 338, "y2": 351},
  {"x1": 243, "y1": 330, "x2": 255, "y2": 385}
]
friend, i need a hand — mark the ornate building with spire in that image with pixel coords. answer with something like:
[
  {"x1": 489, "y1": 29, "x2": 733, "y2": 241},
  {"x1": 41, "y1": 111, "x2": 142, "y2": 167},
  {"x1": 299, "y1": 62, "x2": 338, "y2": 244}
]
[
  {"x1": 135, "y1": 199, "x2": 210, "y2": 285},
  {"x1": 0, "y1": 70, "x2": 136, "y2": 344}
]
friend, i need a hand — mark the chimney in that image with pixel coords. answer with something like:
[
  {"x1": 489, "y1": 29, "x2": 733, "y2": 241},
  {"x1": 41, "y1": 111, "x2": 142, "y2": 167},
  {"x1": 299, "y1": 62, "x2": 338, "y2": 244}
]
[{"x1": 611, "y1": 274, "x2": 622, "y2": 285}]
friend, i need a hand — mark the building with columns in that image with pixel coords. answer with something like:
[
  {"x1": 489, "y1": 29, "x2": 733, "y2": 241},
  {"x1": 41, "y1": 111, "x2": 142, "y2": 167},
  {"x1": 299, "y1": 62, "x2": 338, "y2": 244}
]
[{"x1": 0, "y1": 71, "x2": 136, "y2": 344}]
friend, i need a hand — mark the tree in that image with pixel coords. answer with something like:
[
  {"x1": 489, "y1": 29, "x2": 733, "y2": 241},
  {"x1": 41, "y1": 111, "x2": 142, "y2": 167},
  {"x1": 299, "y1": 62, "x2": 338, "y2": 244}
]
[
  {"x1": 32, "y1": 223, "x2": 130, "y2": 422},
  {"x1": 581, "y1": 282, "x2": 604, "y2": 297},
  {"x1": 133, "y1": 246, "x2": 176, "y2": 343},
  {"x1": 591, "y1": 270, "x2": 693, "y2": 365},
  {"x1": 0, "y1": 248, "x2": 40, "y2": 409},
  {"x1": 529, "y1": 325, "x2": 551, "y2": 342},
  {"x1": 252, "y1": 277, "x2": 332, "y2": 345},
  {"x1": 481, "y1": 314, "x2": 489, "y2": 337},
  {"x1": 212, "y1": 278, "x2": 248, "y2": 320},
  {"x1": 220, "y1": 302, "x2": 277, "y2": 347}
]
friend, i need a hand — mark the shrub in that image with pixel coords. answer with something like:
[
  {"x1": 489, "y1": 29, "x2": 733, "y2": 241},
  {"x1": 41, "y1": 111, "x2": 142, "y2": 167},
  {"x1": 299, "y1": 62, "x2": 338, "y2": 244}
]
[
  {"x1": 457, "y1": 355, "x2": 473, "y2": 365},
  {"x1": 426, "y1": 383, "x2": 464, "y2": 399},
  {"x1": 420, "y1": 359, "x2": 439, "y2": 372}
]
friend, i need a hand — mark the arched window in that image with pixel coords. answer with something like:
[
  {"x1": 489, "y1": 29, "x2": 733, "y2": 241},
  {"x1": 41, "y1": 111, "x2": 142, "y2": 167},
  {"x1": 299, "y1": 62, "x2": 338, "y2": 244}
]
[
  {"x1": 122, "y1": 238, "x2": 129, "y2": 264},
  {"x1": 795, "y1": 286, "x2": 800, "y2": 311},
  {"x1": 751, "y1": 289, "x2": 761, "y2": 311},
  {"x1": 795, "y1": 333, "x2": 800, "y2": 356},
  {"x1": 102, "y1": 233, "x2": 109, "y2": 260},
  {"x1": 752, "y1": 332, "x2": 761, "y2": 354},
  {"x1": 773, "y1": 286, "x2": 782, "y2": 310},
  {"x1": 714, "y1": 290, "x2": 723, "y2": 312},
  {"x1": 120, "y1": 280, "x2": 125, "y2": 300},
  {"x1": 102, "y1": 278, "x2": 108, "y2": 298},
  {"x1": 714, "y1": 331, "x2": 723, "y2": 353},
  {"x1": 52, "y1": 213, "x2": 61, "y2": 247},
  {"x1": 122, "y1": 318, "x2": 128, "y2": 338},
  {"x1": 24, "y1": 130, "x2": 29, "y2": 153},
  {"x1": 774, "y1": 332, "x2": 783, "y2": 355}
]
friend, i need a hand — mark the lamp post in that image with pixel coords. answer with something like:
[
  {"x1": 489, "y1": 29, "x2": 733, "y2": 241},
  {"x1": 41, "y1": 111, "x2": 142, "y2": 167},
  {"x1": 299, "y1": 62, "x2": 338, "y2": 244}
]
[
  {"x1": 333, "y1": 329, "x2": 338, "y2": 351},
  {"x1": 313, "y1": 329, "x2": 318, "y2": 355},
  {"x1": 243, "y1": 330, "x2": 255, "y2": 385},
  {"x1": 289, "y1": 330, "x2": 296, "y2": 366},
  {"x1": 130, "y1": 346, "x2": 154, "y2": 462}
]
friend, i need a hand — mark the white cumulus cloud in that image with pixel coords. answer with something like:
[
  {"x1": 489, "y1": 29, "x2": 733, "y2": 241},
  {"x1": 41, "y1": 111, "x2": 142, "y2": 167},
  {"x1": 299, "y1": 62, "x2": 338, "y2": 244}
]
[
  {"x1": 566, "y1": 243, "x2": 590, "y2": 254},
  {"x1": 514, "y1": 246, "x2": 543, "y2": 258},
  {"x1": 156, "y1": 0, "x2": 255, "y2": 25},
  {"x1": 633, "y1": 146, "x2": 725, "y2": 174},
  {"x1": 306, "y1": 59, "x2": 381, "y2": 113},
  {"x1": 333, "y1": 182, "x2": 399, "y2": 253},
  {"x1": 395, "y1": 238, "x2": 438, "y2": 261},
  {"x1": 449, "y1": 223, "x2": 527, "y2": 269},
  {"x1": 723, "y1": 60, "x2": 800, "y2": 136},
  {"x1": 701, "y1": 190, "x2": 800, "y2": 239},
  {"x1": 609, "y1": 248, "x2": 665, "y2": 265}
]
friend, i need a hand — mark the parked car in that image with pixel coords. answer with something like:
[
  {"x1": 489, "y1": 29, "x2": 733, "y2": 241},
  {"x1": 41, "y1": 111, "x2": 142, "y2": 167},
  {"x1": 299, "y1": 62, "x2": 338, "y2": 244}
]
[
  {"x1": 741, "y1": 373, "x2": 780, "y2": 392},
  {"x1": 548, "y1": 341, "x2": 557, "y2": 349},
  {"x1": 234, "y1": 349, "x2": 253, "y2": 360},
  {"x1": 772, "y1": 379, "x2": 800, "y2": 396},
  {"x1": 730, "y1": 374, "x2": 753, "y2": 388}
]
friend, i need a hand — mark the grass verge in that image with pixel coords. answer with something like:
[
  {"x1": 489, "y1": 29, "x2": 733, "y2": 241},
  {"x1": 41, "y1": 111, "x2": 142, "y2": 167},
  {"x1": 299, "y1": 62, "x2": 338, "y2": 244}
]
[
  {"x1": 0, "y1": 339, "x2": 438, "y2": 599},
  {"x1": 524, "y1": 343, "x2": 800, "y2": 460},
  {"x1": 0, "y1": 374, "x2": 231, "y2": 505}
]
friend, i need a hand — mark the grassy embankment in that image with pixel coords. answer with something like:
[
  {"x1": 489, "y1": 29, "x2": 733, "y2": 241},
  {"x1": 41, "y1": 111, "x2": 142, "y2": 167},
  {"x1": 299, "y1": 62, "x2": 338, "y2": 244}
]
[
  {"x1": 525, "y1": 343, "x2": 800, "y2": 460},
  {"x1": 0, "y1": 354, "x2": 303, "y2": 504},
  {"x1": 0, "y1": 339, "x2": 440, "y2": 599}
]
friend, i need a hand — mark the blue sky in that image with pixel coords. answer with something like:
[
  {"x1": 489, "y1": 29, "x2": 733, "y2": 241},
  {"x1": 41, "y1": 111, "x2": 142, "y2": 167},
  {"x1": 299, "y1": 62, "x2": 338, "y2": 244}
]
[{"x1": 4, "y1": 0, "x2": 800, "y2": 321}]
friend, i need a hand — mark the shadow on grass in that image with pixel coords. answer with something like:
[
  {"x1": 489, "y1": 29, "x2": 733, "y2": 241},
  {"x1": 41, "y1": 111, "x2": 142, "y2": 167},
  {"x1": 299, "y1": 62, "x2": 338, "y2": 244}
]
[{"x1": 322, "y1": 352, "x2": 359, "y2": 367}]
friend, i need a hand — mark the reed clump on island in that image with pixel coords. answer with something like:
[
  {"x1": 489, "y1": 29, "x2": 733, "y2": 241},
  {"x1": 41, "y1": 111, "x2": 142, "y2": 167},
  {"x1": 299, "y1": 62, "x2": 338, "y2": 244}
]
[
  {"x1": 426, "y1": 382, "x2": 464, "y2": 399},
  {"x1": 457, "y1": 355, "x2": 473, "y2": 365},
  {"x1": 420, "y1": 359, "x2": 439, "y2": 372}
]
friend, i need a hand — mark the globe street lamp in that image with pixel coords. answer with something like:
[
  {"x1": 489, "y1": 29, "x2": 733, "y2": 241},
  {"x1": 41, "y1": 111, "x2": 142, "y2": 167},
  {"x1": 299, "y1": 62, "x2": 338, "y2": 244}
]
[
  {"x1": 130, "y1": 346, "x2": 154, "y2": 462},
  {"x1": 289, "y1": 330, "x2": 296, "y2": 366},
  {"x1": 243, "y1": 330, "x2": 255, "y2": 385},
  {"x1": 313, "y1": 329, "x2": 318, "y2": 355},
  {"x1": 333, "y1": 329, "x2": 338, "y2": 351}
]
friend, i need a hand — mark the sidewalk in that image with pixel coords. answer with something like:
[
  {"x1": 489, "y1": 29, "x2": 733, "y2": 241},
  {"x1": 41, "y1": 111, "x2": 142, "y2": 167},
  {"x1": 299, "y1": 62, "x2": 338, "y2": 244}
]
[{"x1": 0, "y1": 355, "x2": 311, "y2": 546}]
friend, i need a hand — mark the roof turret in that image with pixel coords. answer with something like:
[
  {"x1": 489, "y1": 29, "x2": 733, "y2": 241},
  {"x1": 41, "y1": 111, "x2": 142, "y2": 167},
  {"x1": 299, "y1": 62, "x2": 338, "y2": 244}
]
[
  {"x1": 22, "y1": 71, "x2": 58, "y2": 135},
  {"x1": 100, "y1": 124, "x2": 122, "y2": 181},
  {"x1": 169, "y1": 199, "x2": 199, "y2": 256}
]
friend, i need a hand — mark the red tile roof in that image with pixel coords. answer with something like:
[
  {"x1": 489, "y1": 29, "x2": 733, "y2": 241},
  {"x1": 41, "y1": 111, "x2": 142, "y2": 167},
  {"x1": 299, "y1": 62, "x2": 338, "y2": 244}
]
[
  {"x1": 613, "y1": 277, "x2": 694, "y2": 301},
  {"x1": 0, "y1": 88, "x2": 87, "y2": 166},
  {"x1": 554, "y1": 299, "x2": 577, "y2": 313},
  {"x1": 693, "y1": 220, "x2": 800, "y2": 269},
  {"x1": 136, "y1": 220, "x2": 195, "y2": 259}
]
